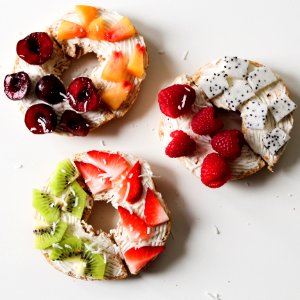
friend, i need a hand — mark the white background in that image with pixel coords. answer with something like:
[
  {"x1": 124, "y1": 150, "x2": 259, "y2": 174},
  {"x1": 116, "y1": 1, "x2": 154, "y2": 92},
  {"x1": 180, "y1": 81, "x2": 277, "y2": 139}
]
[{"x1": 1, "y1": 0, "x2": 300, "y2": 299}]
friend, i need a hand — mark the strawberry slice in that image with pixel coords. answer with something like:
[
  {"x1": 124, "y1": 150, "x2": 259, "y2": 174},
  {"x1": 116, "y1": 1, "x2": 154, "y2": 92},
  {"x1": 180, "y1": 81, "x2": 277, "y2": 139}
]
[
  {"x1": 124, "y1": 246, "x2": 165, "y2": 274},
  {"x1": 118, "y1": 206, "x2": 149, "y2": 241},
  {"x1": 144, "y1": 188, "x2": 169, "y2": 226},
  {"x1": 74, "y1": 161, "x2": 111, "y2": 194},
  {"x1": 87, "y1": 151, "x2": 130, "y2": 179}
]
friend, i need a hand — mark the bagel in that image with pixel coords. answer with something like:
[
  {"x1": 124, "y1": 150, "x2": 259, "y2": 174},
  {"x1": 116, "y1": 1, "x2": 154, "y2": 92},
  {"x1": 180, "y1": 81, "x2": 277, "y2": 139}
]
[
  {"x1": 4, "y1": 5, "x2": 148, "y2": 136},
  {"x1": 158, "y1": 56, "x2": 296, "y2": 188},
  {"x1": 32, "y1": 150, "x2": 171, "y2": 280}
]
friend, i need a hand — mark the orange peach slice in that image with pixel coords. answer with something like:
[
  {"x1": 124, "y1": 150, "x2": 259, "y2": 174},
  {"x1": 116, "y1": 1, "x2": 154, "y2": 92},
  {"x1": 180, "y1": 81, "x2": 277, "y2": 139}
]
[
  {"x1": 57, "y1": 20, "x2": 87, "y2": 40},
  {"x1": 101, "y1": 81, "x2": 133, "y2": 110},
  {"x1": 75, "y1": 5, "x2": 98, "y2": 29},
  {"x1": 105, "y1": 17, "x2": 136, "y2": 42},
  {"x1": 87, "y1": 16, "x2": 105, "y2": 40},
  {"x1": 101, "y1": 51, "x2": 128, "y2": 82},
  {"x1": 128, "y1": 43, "x2": 146, "y2": 78}
]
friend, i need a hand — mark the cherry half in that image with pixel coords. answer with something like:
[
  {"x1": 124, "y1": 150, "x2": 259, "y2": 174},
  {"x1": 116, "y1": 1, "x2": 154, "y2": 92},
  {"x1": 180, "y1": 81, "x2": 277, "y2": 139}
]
[{"x1": 4, "y1": 72, "x2": 31, "y2": 100}]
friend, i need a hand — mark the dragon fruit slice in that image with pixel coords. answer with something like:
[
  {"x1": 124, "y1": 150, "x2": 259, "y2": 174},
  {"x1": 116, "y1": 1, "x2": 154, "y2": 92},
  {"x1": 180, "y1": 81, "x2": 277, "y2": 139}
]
[
  {"x1": 269, "y1": 94, "x2": 297, "y2": 123},
  {"x1": 219, "y1": 56, "x2": 249, "y2": 79},
  {"x1": 199, "y1": 73, "x2": 228, "y2": 99},
  {"x1": 247, "y1": 67, "x2": 277, "y2": 92},
  {"x1": 222, "y1": 79, "x2": 255, "y2": 111},
  {"x1": 262, "y1": 127, "x2": 290, "y2": 155},
  {"x1": 241, "y1": 99, "x2": 268, "y2": 129}
]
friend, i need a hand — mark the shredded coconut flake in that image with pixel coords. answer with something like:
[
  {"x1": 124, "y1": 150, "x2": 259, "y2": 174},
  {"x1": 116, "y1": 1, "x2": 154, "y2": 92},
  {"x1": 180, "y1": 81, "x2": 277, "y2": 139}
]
[
  {"x1": 183, "y1": 50, "x2": 189, "y2": 60},
  {"x1": 52, "y1": 243, "x2": 63, "y2": 249},
  {"x1": 122, "y1": 182, "x2": 131, "y2": 202}
]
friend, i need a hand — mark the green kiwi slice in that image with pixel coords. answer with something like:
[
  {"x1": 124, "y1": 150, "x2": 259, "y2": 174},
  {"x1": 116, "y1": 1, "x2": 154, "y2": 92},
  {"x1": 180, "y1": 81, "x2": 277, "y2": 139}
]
[
  {"x1": 82, "y1": 251, "x2": 106, "y2": 280},
  {"x1": 50, "y1": 159, "x2": 79, "y2": 196},
  {"x1": 49, "y1": 236, "x2": 82, "y2": 260},
  {"x1": 34, "y1": 221, "x2": 68, "y2": 250},
  {"x1": 32, "y1": 189, "x2": 60, "y2": 223}
]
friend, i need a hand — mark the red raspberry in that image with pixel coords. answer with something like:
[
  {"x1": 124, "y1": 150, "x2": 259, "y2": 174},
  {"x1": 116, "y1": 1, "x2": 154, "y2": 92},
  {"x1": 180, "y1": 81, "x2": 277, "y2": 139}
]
[
  {"x1": 211, "y1": 129, "x2": 244, "y2": 160},
  {"x1": 165, "y1": 130, "x2": 196, "y2": 158},
  {"x1": 191, "y1": 106, "x2": 223, "y2": 136},
  {"x1": 201, "y1": 153, "x2": 231, "y2": 188},
  {"x1": 158, "y1": 84, "x2": 196, "y2": 118}
]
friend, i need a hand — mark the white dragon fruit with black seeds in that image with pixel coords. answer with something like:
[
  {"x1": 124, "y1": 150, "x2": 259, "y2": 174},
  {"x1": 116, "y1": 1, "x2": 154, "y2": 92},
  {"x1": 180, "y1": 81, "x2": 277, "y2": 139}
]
[
  {"x1": 247, "y1": 67, "x2": 277, "y2": 91},
  {"x1": 199, "y1": 73, "x2": 229, "y2": 99},
  {"x1": 241, "y1": 99, "x2": 268, "y2": 129},
  {"x1": 262, "y1": 127, "x2": 290, "y2": 155},
  {"x1": 219, "y1": 56, "x2": 249, "y2": 79},
  {"x1": 269, "y1": 94, "x2": 297, "y2": 123}
]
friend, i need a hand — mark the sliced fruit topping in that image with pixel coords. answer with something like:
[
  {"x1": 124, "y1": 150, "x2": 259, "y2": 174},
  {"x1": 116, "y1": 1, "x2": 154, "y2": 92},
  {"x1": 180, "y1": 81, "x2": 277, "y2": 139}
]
[
  {"x1": 105, "y1": 16, "x2": 136, "y2": 42},
  {"x1": 50, "y1": 159, "x2": 79, "y2": 196},
  {"x1": 101, "y1": 81, "x2": 132, "y2": 110},
  {"x1": 117, "y1": 161, "x2": 143, "y2": 204},
  {"x1": 32, "y1": 189, "x2": 60, "y2": 223},
  {"x1": 191, "y1": 106, "x2": 223, "y2": 136},
  {"x1": 57, "y1": 20, "x2": 87, "y2": 40},
  {"x1": 101, "y1": 51, "x2": 128, "y2": 82},
  {"x1": 165, "y1": 130, "x2": 196, "y2": 158},
  {"x1": 211, "y1": 129, "x2": 244, "y2": 160},
  {"x1": 87, "y1": 151, "x2": 130, "y2": 180},
  {"x1": 127, "y1": 43, "x2": 146, "y2": 78},
  {"x1": 201, "y1": 153, "x2": 231, "y2": 188},
  {"x1": 75, "y1": 5, "x2": 98, "y2": 29},
  {"x1": 24, "y1": 103, "x2": 57, "y2": 134},
  {"x1": 118, "y1": 206, "x2": 149, "y2": 241},
  {"x1": 158, "y1": 84, "x2": 196, "y2": 118},
  {"x1": 144, "y1": 188, "x2": 169, "y2": 226},
  {"x1": 74, "y1": 161, "x2": 112, "y2": 194},
  {"x1": 34, "y1": 221, "x2": 68, "y2": 250},
  {"x1": 87, "y1": 16, "x2": 105, "y2": 40},
  {"x1": 4, "y1": 72, "x2": 31, "y2": 100},
  {"x1": 16, "y1": 32, "x2": 53, "y2": 65},
  {"x1": 60, "y1": 110, "x2": 90, "y2": 137},
  {"x1": 50, "y1": 236, "x2": 82, "y2": 260},
  {"x1": 82, "y1": 251, "x2": 106, "y2": 280},
  {"x1": 35, "y1": 75, "x2": 66, "y2": 105},
  {"x1": 67, "y1": 77, "x2": 100, "y2": 112},
  {"x1": 124, "y1": 246, "x2": 165, "y2": 274}
]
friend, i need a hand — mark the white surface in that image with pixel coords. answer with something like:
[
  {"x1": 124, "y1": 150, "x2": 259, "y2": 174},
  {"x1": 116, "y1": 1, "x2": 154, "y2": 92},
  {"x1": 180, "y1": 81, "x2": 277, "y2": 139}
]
[{"x1": 1, "y1": 0, "x2": 300, "y2": 299}]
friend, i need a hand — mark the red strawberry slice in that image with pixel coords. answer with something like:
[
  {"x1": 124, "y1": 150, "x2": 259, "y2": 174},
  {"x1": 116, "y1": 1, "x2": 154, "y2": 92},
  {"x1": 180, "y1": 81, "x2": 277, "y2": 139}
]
[
  {"x1": 144, "y1": 188, "x2": 169, "y2": 226},
  {"x1": 118, "y1": 206, "x2": 149, "y2": 240},
  {"x1": 87, "y1": 151, "x2": 130, "y2": 179},
  {"x1": 124, "y1": 246, "x2": 165, "y2": 274},
  {"x1": 74, "y1": 161, "x2": 112, "y2": 194}
]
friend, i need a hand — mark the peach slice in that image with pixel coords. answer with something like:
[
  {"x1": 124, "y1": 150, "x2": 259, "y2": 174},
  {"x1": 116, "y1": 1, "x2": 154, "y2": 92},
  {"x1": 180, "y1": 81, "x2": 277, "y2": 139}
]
[
  {"x1": 128, "y1": 43, "x2": 146, "y2": 78},
  {"x1": 87, "y1": 16, "x2": 105, "y2": 40},
  {"x1": 101, "y1": 51, "x2": 128, "y2": 82},
  {"x1": 75, "y1": 5, "x2": 98, "y2": 29},
  {"x1": 105, "y1": 17, "x2": 136, "y2": 42},
  {"x1": 57, "y1": 20, "x2": 87, "y2": 40},
  {"x1": 101, "y1": 81, "x2": 133, "y2": 110}
]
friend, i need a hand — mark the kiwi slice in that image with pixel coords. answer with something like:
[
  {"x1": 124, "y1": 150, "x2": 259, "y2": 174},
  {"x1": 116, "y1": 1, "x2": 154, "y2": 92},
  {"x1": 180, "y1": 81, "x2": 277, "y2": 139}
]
[
  {"x1": 34, "y1": 221, "x2": 68, "y2": 250},
  {"x1": 50, "y1": 159, "x2": 79, "y2": 196},
  {"x1": 49, "y1": 236, "x2": 82, "y2": 260},
  {"x1": 82, "y1": 251, "x2": 106, "y2": 280},
  {"x1": 32, "y1": 189, "x2": 60, "y2": 223}
]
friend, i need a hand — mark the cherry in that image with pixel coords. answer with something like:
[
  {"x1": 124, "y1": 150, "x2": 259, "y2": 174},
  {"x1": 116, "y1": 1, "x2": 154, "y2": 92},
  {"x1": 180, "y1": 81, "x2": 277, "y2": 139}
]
[
  {"x1": 60, "y1": 110, "x2": 90, "y2": 136},
  {"x1": 4, "y1": 72, "x2": 31, "y2": 100}
]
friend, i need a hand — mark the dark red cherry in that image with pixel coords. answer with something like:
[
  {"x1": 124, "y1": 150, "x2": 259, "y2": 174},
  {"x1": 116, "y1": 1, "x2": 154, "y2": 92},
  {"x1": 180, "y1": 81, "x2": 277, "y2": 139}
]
[
  {"x1": 60, "y1": 110, "x2": 90, "y2": 136},
  {"x1": 16, "y1": 32, "x2": 53, "y2": 65},
  {"x1": 4, "y1": 72, "x2": 31, "y2": 100},
  {"x1": 25, "y1": 104, "x2": 57, "y2": 134}
]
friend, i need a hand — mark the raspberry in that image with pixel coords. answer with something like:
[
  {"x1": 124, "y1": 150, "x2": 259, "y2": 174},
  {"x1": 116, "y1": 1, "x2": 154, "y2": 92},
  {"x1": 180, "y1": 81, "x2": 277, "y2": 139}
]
[
  {"x1": 191, "y1": 106, "x2": 223, "y2": 136},
  {"x1": 201, "y1": 153, "x2": 231, "y2": 188},
  {"x1": 211, "y1": 129, "x2": 244, "y2": 160},
  {"x1": 165, "y1": 130, "x2": 196, "y2": 158},
  {"x1": 158, "y1": 84, "x2": 196, "y2": 118}
]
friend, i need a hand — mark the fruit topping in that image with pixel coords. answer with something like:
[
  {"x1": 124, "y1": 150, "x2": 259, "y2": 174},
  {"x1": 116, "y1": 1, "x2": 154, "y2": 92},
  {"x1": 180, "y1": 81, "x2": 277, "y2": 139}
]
[
  {"x1": 191, "y1": 106, "x2": 223, "y2": 136},
  {"x1": 269, "y1": 94, "x2": 297, "y2": 123},
  {"x1": 124, "y1": 246, "x2": 165, "y2": 274},
  {"x1": 219, "y1": 56, "x2": 249, "y2": 79},
  {"x1": 24, "y1": 103, "x2": 57, "y2": 134},
  {"x1": 75, "y1": 5, "x2": 98, "y2": 29},
  {"x1": 241, "y1": 100, "x2": 268, "y2": 130},
  {"x1": 262, "y1": 127, "x2": 290, "y2": 155},
  {"x1": 81, "y1": 251, "x2": 106, "y2": 279},
  {"x1": 105, "y1": 16, "x2": 136, "y2": 42},
  {"x1": 57, "y1": 20, "x2": 87, "y2": 40},
  {"x1": 101, "y1": 81, "x2": 132, "y2": 110},
  {"x1": 247, "y1": 66, "x2": 277, "y2": 92},
  {"x1": 165, "y1": 130, "x2": 196, "y2": 158},
  {"x1": 144, "y1": 188, "x2": 169, "y2": 226},
  {"x1": 199, "y1": 73, "x2": 229, "y2": 99},
  {"x1": 87, "y1": 16, "x2": 105, "y2": 40},
  {"x1": 60, "y1": 110, "x2": 90, "y2": 136},
  {"x1": 101, "y1": 51, "x2": 128, "y2": 82},
  {"x1": 67, "y1": 77, "x2": 100, "y2": 112},
  {"x1": 127, "y1": 43, "x2": 146, "y2": 78},
  {"x1": 4, "y1": 71, "x2": 31, "y2": 100},
  {"x1": 158, "y1": 84, "x2": 196, "y2": 118},
  {"x1": 35, "y1": 75, "x2": 66, "y2": 105},
  {"x1": 49, "y1": 236, "x2": 82, "y2": 260},
  {"x1": 16, "y1": 32, "x2": 53, "y2": 65},
  {"x1": 74, "y1": 161, "x2": 112, "y2": 194},
  {"x1": 201, "y1": 153, "x2": 231, "y2": 188}
]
